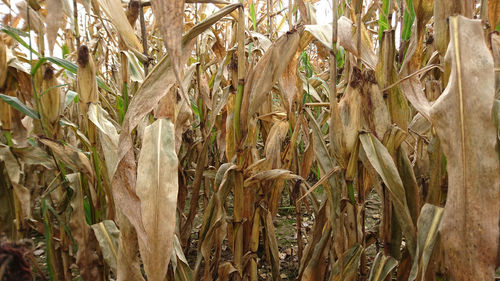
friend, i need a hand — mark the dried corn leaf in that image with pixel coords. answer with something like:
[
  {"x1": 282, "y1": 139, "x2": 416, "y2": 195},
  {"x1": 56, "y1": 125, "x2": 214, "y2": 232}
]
[
  {"x1": 171, "y1": 234, "x2": 193, "y2": 281},
  {"x1": 136, "y1": 119, "x2": 178, "y2": 281},
  {"x1": 16, "y1": 1, "x2": 43, "y2": 33},
  {"x1": 150, "y1": 0, "x2": 184, "y2": 79},
  {"x1": 46, "y1": 0, "x2": 65, "y2": 54},
  {"x1": 117, "y1": 3, "x2": 239, "y2": 165},
  {"x1": 67, "y1": 173, "x2": 104, "y2": 281},
  {"x1": 489, "y1": 0, "x2": 500, "y2": 32},
  {"x1": 409, "y1": 204, "x2": 444, "y2": 281},
  {"x1": 359, "y1": 133, "x2": 416, "y2": 257},
  {"x1": 263, "y1": 207, "x2": 281, "y2": 281},
  {"x1": 11, "y1": 145, "x2": 55, "y2": 169},
  {"x1": 303, "y1": 17, "x2": 377, "y2": 69},
  {"x1": 278, "y1": 51, "x2": 300, "y2": 116},
  {"x1": 329, "y1": 244, "x2": 363, "y2": 281},
  {"x1": 91, "y1": 220, "x2": 120, "y2": 274},
  {"x1": 368, "y1": 252, "x2": 398, "y2": 281},
  {"x1": 39, "y1": 137, "x2": 95, "y2": 181},
  {"x1": 244, "y1": 169, "x2": 301, "y2": 187},
  {"x1": 0, "y1": 36, "x2": 6, "y2": 88},
  {"x1": 264, "y1": 120, "x2": 289, "y2": 169},
  {"x1": 97, "y1": 0, "x2": 143, "y2": 52},
  {"x1": 430, "y1": 16, "x2": 500, "y2": 281},
  {"x1": 491, "y1": 32, "x2": 500, "y2": 96},
  {"x1": 400, "y1": 76, "x2": 431, "y2": 120},
  {"x1": 116, "y1": 212, "x2": 145, "y2": 281},
  {"x1": 0, "y1": 144, "x2": 30, "y2": 219},
  {"x1": 240, "y1": 26, "x2": 303, "y2": 136},
  {"x1": 112, "y1": 7, "x2": 241, "y2": 242},
  {"x1": 88, "y1": 103, "x2": 119, "y2": 179}
]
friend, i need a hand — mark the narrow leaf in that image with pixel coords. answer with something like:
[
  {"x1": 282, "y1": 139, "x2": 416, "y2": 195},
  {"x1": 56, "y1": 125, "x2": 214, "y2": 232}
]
[
  {"x1": 0, "y1": 94, "x2": 39, "y2": 119},
  {"x1": 409, "y1": 204, "x2": 444, "y2": 281},
  {"x1": 91, "y1": 220, "x2": 120, "y2": 274},
  {"x1": 97, "y1": 0, "x2": 143, "y2": 52},
  {"x1": 359, "y1": 133, "x2": 416, "y2": 257},
  {"x1": 368, "y1": 252, "x2": 398, "y2": 281}
]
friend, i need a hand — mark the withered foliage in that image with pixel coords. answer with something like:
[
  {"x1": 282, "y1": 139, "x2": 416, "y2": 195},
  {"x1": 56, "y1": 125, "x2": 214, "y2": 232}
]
[{"x1": 0, "y1": 1, "x2": 498, "y2": 281}]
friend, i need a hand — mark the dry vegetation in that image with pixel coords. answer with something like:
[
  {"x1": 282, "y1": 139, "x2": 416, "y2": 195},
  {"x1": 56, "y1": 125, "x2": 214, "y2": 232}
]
[{"x1": 0, "y1": 0, "x2": 499, "y2": 280}]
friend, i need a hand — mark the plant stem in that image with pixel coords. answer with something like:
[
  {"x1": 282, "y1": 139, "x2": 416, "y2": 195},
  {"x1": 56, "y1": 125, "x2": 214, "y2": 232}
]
[
  {"x1": 74, "y1": 0, "x2": 80, "y2": 48},
  {"x1": 234, "y1": 3, "x2": 245, "y2": 147},
  {"x1": 138, "y1": 0, "x2": 149, "y2": 75},
  {"x1": 233, "y1": 3, "x2": 245, "y2": 279}
]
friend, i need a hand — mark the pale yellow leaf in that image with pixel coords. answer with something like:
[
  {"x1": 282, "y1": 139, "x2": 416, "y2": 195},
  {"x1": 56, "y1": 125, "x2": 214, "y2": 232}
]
[
  {"x1": 431, "y1": 16, "x2": 500, "y2": 281},
  {"x1": 136, "y1": 119, "x2": 178, "y2": 281}
]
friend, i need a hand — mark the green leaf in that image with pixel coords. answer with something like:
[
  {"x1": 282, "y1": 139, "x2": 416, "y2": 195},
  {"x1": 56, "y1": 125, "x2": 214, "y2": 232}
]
[
  {"x1": 1, "y1": 25, "x2": 29, "y2": 37},
  {"x1": 42, "y1": 199, "x2": 56, "y2": 280},
  {"x1": 64, "y1": 90, "x2": 78, "y2": 108},
  {"x1": 0, "y1": 94, "x2": 40, "y2": 119},
  {"x1": 401, "y1": 0, "x2": 415, "y2": 41},
  {"x1": 62, "y1": 44, "x2": 70, "y2": 58},
  {"x1": 47, "y1": 57, "x2": 78, "y2": 73},
  {"x1": 1, "y1": 25, "x2": 41, "y2": 57},
  {"x1": 378, "y1": 0, "x2": 390, "y2": 39},
  {"x1": 250, "y1": 3, "x2": 257, "y2": 30},
  {"x1": 39, "y1": 83, "x2": 69, "y2": 98}
]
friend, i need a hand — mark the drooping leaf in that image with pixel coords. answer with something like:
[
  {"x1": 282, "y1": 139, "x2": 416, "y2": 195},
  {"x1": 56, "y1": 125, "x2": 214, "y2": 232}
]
[
  {"x1": 97, "y1": 0, "x2": 143, "y2": 52},
  {"x1": 67, "y1": 173, "x2": 104, "y2": 281},
  {"x1": 399, "y1": 76, "x2": 431, "y2": 120},
  {"x1": 244, "y1": 169, "x2": 301, "y2": 187},
  {"x1": 91, "y1": 220, "x2": 120, "y2": 274},
  {"x1": 0, "y1": 144, "x2": 31, "y2": 219},
  {"x1": 46, "y1": 0, "x2": 65, "y2": 54},
  {"x1": 11, "y1": 145, "x2": 55, "y2": 169},
  {"x1": 136, "y1": 119, "x2": 178, "y2": 281},
  {"x1": 88, "y1": 104, "x2": 119, "y2": 179},
  {"x1": 409, "y1": 204, "x2": 444, "y2": 281},
  {"x1": 240, "y1": 26, "x2": 303, "y2": 138},
  {"x1": 112, "y1": 5, "x2": 241, "y2": 245},
  {"x1": 150, "y1": 0, "x2": 184, "y2": 70},
  {"x1": 368, "y1": 252, "x2": 398, "y2": 281},
  {"x1": 38, "y1": 138, "x2": 95, "y2": 181},
  {"x1": 0, "y1": 94, "x2": 39, "y2": 119},
  {"x1": 263, "y1": 207, "x2": 281, "y2": 281},
  {"x1": 303, "y1": 17, "x2": 378, "y2": 69},
  {"x1": 329, "y1": 244, "x2": 363, "y2": 281},
  {"x1": 430, "y1": 16, "x2": 500, "y2": 281},
  {"x1": 171, "y1": 234, "x2": 193, "y2": 281},
  {"x1": 359, "y1": 133, "x2": 416, "y2": 258}
]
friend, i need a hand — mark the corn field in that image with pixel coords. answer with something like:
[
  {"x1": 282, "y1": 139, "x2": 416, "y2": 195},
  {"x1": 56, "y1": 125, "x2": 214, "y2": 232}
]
[{"x1": 0, "y1": 0, "x2": 499, "y2": 280}]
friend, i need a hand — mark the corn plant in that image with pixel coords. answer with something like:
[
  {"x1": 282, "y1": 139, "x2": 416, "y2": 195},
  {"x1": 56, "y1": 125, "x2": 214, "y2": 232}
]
[{"x1": 0, "y1": 0, "x2": 499, "y2": 281}]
